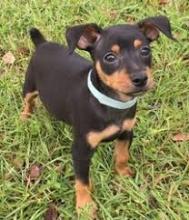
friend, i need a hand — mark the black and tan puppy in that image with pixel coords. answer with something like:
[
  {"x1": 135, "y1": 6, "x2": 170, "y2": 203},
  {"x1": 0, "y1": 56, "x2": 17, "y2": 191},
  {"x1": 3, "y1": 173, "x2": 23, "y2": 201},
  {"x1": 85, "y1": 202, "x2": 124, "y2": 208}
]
[{"x1": 21, "y1": 16, "x2": 175, "y2": 218}]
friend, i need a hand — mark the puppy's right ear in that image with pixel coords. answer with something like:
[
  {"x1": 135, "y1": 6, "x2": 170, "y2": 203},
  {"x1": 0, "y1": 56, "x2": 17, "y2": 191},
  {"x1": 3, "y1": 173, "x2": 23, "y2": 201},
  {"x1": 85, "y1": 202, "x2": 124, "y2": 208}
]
[{"x1": 66, "y1": 23, "x2": 102, "y2": 53}]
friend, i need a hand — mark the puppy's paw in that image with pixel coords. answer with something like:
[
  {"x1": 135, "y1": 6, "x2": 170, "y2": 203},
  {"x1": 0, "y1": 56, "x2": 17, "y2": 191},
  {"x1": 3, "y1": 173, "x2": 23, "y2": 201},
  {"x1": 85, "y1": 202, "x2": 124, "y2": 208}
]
[
  {"x1": 20, "y1": 112, "x2": 31, "y2": 121},
  {"x1": 76, "y1": 198, "x2": 97, "y2": 219},
  {"x1": 116, "y1": 166, "x2": 134, "y2": 177}
]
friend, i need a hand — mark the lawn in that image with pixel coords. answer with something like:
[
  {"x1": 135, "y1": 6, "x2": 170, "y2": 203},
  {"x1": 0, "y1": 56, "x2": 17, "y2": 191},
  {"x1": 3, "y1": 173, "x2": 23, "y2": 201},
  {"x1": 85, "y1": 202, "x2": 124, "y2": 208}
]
[{"x1": 0, "y1": 0, "x2": 189, "y2": 219}]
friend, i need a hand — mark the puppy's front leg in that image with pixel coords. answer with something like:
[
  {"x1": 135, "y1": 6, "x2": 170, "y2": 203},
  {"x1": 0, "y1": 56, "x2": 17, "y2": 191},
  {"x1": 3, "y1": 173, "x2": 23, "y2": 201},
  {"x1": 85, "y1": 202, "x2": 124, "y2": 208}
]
[
  {"x1": 114, "y1": 131, "x2": 134, "y2": 177},
  {"x1": 72, "y1": 137, "x2": 97, "y2": 218}
]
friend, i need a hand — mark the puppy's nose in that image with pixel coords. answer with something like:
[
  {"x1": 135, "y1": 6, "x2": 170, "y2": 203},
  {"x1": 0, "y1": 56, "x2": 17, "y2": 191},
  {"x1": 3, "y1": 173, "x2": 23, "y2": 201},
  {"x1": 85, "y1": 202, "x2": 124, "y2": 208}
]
[{"x1": 132, "y1": 75, "x2": 148, "y2": 87}]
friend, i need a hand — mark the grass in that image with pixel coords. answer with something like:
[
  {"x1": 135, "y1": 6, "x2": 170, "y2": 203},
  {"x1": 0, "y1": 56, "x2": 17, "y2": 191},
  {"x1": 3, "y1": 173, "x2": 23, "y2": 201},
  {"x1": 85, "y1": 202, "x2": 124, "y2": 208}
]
[{"x1": 0, "y1": 0, "x2": 189, "y2": 219}]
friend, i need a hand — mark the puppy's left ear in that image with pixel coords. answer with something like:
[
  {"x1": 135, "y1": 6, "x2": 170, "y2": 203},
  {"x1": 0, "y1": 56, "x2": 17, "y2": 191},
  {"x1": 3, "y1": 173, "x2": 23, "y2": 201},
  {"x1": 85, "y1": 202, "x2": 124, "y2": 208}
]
[
  {"x1": 138, "y1": 16, "x2": 176, "y2": 42},
  {"x1": 66, "y1": 23, "x2": 102, "y2": 53}
]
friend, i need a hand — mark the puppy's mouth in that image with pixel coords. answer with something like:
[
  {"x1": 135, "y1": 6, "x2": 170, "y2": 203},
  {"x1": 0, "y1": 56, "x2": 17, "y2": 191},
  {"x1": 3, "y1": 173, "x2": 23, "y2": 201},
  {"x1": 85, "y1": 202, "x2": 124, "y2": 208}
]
[
  {"x1": 128, "y1": 87, "x2": 148, "y2": 96},
  {"x1": 125, "y1": 83, "x2": 155, "y2": 97}
]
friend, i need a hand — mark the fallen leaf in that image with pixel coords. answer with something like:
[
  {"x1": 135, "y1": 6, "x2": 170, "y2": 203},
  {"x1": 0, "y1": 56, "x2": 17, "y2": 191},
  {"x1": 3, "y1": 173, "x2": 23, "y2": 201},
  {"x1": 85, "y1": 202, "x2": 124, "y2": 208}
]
[
  {"x1": 44, "y1": 203, "x2": 58, "y2": 220},
  {"x1": 2, "y1": 51, "x2": 15, "y2": 64},
  {"x1": 159, "y1": 0, "x2": 170, "y2": 5},
  {"x1": 17, "y1": 47, "x2": 30, "y2": 56},
  {"x1": 26, "y1": 163, "x2": 42, "y2": 186},
  {"x1": 148, "y1": 194, "x2": 159, "y2": 209},
  {"x1": 172, "y1": 133, "x2": 189, "y2": 142},
  {"x1": 29, "y1": 164, "x2": 42, "y2": 180}
]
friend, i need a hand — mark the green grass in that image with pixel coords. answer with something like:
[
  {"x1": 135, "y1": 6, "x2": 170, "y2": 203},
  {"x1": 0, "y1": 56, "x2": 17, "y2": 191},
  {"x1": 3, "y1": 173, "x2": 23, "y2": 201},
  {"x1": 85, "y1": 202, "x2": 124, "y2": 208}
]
[{"x1": 0, "y1": 0, "x2": 189, "y2": 219}]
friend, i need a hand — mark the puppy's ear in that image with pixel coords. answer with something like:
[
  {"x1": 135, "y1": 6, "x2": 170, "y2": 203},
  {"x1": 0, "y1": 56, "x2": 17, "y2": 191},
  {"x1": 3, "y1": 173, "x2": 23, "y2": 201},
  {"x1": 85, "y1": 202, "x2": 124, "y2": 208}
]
[
  {"x1": 138, "y1": 16, "x2": 176, "y2": 42},
  {"x1": 66, "y1": 23, "x2": 102, "y2": 53}
]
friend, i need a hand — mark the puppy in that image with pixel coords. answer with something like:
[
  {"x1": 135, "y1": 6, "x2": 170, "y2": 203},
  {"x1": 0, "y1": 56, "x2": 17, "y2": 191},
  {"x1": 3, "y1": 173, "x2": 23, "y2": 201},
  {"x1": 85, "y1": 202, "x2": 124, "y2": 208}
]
[{"x1": 21, "y1": 16, "x2": 175, "y2": 218}]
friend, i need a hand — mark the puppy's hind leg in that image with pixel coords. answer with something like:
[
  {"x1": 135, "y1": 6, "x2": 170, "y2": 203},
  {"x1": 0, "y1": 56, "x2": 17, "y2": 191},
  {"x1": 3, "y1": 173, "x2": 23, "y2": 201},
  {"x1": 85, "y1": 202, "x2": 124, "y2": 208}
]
[{"x1": 21, "y1": 65, "x2": 38, "y2": 120}]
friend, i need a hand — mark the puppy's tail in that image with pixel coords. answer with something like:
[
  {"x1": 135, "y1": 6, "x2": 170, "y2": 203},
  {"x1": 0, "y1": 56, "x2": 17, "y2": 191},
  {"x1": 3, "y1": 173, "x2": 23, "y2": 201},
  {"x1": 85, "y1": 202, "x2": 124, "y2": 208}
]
[{"x1": 29, "y1": 28, "x2": 46, "y2": 47}]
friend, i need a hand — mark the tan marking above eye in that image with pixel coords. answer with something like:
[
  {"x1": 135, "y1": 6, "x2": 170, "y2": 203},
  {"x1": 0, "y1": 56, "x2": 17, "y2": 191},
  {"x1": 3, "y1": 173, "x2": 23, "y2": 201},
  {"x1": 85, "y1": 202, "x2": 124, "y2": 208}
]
[
  {"x1": 122, "y1": 117, "x2": 136, "y2": 131},
  {"x1": 134, "y1": 39, "x2": 142, "y2": 48},
  {"x1": 111, "y1": 44, "x2": 120, "y2": 54},
  {"x1": 87, "y1": 125, "x2": 120, "y2": 148}
]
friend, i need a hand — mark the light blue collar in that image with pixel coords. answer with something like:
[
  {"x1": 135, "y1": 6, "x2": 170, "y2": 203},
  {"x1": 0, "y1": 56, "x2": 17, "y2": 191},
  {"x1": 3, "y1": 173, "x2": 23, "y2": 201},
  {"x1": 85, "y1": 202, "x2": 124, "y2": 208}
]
[{"x1": 87, "y1": 69, "x2": 137, "y2": 109}]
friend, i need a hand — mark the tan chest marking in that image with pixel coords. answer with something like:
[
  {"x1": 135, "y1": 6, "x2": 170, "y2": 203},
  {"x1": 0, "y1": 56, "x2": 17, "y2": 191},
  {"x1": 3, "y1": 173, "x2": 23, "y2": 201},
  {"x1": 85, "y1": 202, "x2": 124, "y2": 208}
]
[
  {"x1": 87, "y1": 118, "x2": 136, "y2": 148},
  {"x1": 87, "y1": 125, "x2": 120, "y2": 148},
  {"x1": 122, "y1": 117, "x2": 136, "y2": 131}
]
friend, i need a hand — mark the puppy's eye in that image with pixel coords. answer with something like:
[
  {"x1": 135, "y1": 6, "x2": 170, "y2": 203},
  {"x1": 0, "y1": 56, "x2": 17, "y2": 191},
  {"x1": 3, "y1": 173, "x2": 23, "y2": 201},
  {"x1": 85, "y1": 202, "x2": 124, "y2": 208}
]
[
  {"x1": 103, "y1": 52, "x2": 117, "y2": 63},
  {"x1": 140, "y1": 46, "x2": 151, "y2": 56}
]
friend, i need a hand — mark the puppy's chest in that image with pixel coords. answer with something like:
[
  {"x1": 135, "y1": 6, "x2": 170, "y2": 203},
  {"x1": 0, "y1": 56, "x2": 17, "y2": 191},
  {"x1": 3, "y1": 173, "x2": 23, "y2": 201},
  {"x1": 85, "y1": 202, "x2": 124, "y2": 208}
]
[{"x1": 87, "y1": 117, "x2": 136, "y2": 148}]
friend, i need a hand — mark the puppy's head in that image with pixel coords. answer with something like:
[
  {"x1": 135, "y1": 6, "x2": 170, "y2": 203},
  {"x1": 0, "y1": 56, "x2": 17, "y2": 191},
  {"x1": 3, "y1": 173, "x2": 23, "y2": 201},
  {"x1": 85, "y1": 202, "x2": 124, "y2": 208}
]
[{"x1": 66, "y1": 16, "x2": 175, "y2": 98}]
